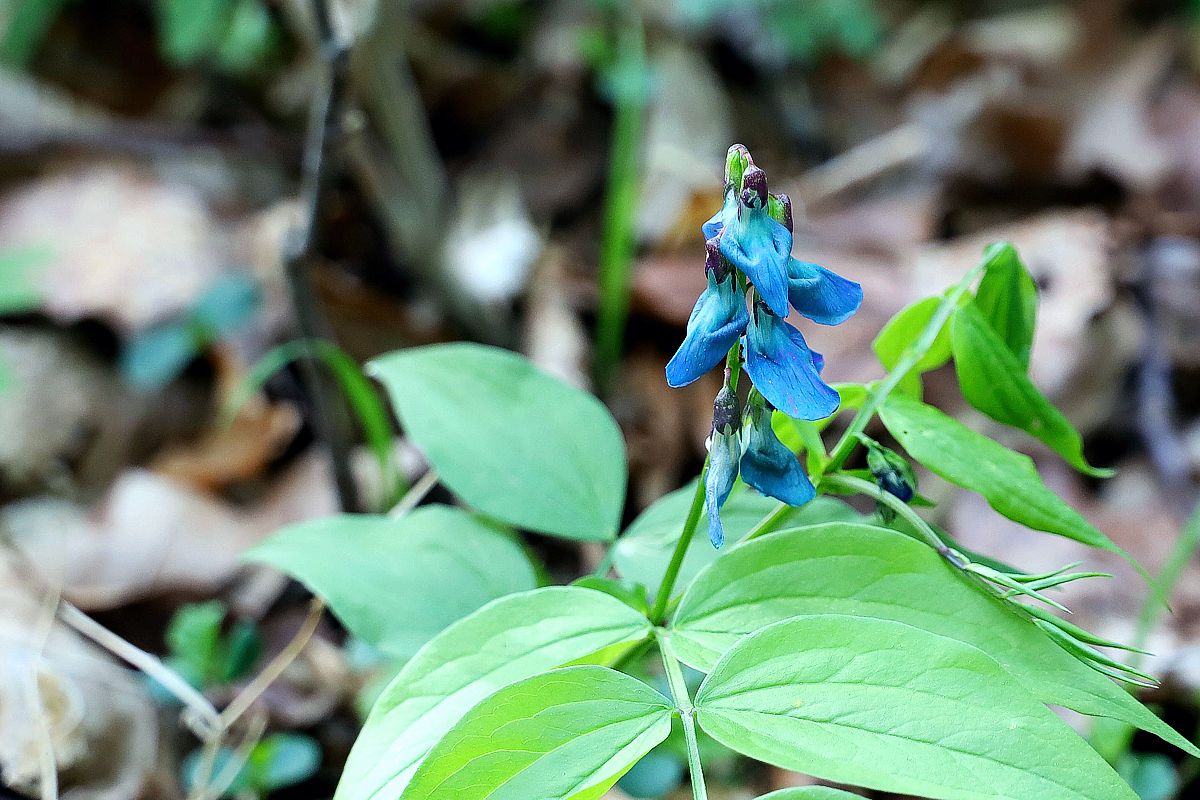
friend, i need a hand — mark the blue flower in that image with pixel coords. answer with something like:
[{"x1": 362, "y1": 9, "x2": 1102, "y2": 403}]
[
  {"x1": 740, "y1": 397, "x2": 815, "y2": 507},
  {"x1": 865, "y1": 439, "x2": 916, "y2": 503},
  {"x1": 665, "y1": 243, "x2": 749, "y2": 388},
  {"x1": 701, "y1": 168, "x2": 792, "y2": 318},
  {"x1": 786, "y1": 259, "x2": 863, "y2": 326},
  {"x1": 705, "y1": 387, "x2": 742, "y2": 548},
  {"x1": 743, "y1": 305, "x2": 840, "y2": 420}
]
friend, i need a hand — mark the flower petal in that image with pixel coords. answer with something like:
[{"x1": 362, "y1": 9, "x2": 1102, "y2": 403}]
[
  {"x1": 705, "y1": 427, "x2": 741, "y2": 548},
  {"x1": 665, "y1": 270, "x2": 749, "y2": 388},
  {"x1": 740, "y1": 403, "x2": 815, "y2": 507},
  {"x1": 719, "y1": 208, "x2": 792, "y2": 317},
  {"x1": 744, "y1": 308, "x2": 840, "y2": 420},
  {"x1": 786, "y1": 258, "x2": 863, "y2": 325},
  {"x1": 701, "y1": 190, "x2": 729, "y2": 240}
]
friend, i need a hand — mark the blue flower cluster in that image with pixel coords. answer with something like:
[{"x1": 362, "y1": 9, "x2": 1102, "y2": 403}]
[{"x1": 666, "y1": 145, "x2": 863, "y2": 547}]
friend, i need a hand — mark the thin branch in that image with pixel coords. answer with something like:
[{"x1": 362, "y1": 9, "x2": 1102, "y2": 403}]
[
  {"x1": 389, "y1": 469, "x2": 439, "y2": 517},
  {"x1": 217, "y1": 597, "x2": 325, "y2": 730},
  {"x1": 57, "y1": 602, "x2": 220, "y2": 735}
]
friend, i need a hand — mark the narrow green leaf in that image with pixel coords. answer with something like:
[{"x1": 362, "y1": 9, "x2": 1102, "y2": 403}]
[
  {"x1": 245, "y1": 506, "x2": 536, "y2": 658},
  {"x1": 401, "y1": 666, "x2": 672, "y2": 800},
  {"x1": 226, "y1": 339, "x2": 402, "y2": 504},
  {"x1": 369, "y1": 344, "x2": 626, "y2": 541},
  {"x1": 612, "y1": 484, "x2": 861, "y2": 593},
  {"x1": 694, "y1": 616, "x2": 1137, "y2": 800},
  {"x1": 670, "y1": 523, "x2": 1197, "y2": 757},
  {"x1": 975, "y1": 241, "x2": 1037, "y2": 368},
  {"x1": 879, "y1": 395, "x2": 1129, "y2": 559},
  {"x1": 336, "y1": 586, "x2": 653, "y2": 800},
  {"x1": 952, "y1": 301, "x2": 1111, "y2": 477}
]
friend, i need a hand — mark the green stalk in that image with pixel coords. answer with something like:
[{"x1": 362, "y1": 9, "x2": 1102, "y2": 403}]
[
  {"x1": 594, "y1": 11, "x2": 646, "y2": 390},
  {"x1": 822, "y1": 261, "x2": 985, "y2": 475},
  {"x1": 819, "y1": 473, "x2": 951, "y2": 556},
  {"x1": 650, "y1": 467, "x2": 707, "y2": 623},
  {"x1": 658, "y1": 631, "x2": 708, "y2": 800}
]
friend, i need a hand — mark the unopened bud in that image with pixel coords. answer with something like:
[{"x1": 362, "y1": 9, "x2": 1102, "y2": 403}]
[
  {"x1": 712, "y1": 386, "x2": 739, "y2": 434},
  {"x1": 769, "y1": 193, "x2": 793, "y2": 233},
  {"x1": 740, "y1": 165, "x2": 767, "y2": 209}
]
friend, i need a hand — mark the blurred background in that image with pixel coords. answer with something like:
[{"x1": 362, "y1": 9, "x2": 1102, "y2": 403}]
[{"x1": 2, "y1": 0, "x2": 1200, "y2": 798}]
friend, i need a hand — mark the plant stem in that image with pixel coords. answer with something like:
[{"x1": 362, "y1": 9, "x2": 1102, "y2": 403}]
[
  {"x1": 1131, "y1": 497, "x2": 1200, "y2": 668},
  {"x1": 594, "y1": 8, "x2": 647, "y2": 391},
  {"x1": 657, "y1": 631, "x2": 708, "y2": 800},
  {"x1": 819, "y1": 473, "x2": 953, "y2": 558},
  {"x1": 650, "y1": 468, "x2": 707, "y2": 623},
  {"x1": 822, "y1": 261, "x2": 985, "y2": 475}
]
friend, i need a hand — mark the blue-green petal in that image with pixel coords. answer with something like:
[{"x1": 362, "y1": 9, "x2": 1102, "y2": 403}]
[
  {"x1": 719, "y1": 206, "x2": 792, "y2": 317},
  {"x1": 743, "y1": 307, "x2": 840, "y2": 420},
  {"x1": 786, "y1": 258, "x2": 863, "y2": 325},
  {"x1": 740, "y1": 402, "x2": 815, "y2": 507},
  {"x1": 666, "y1": 270, "x2": 748, "y2": 388}
]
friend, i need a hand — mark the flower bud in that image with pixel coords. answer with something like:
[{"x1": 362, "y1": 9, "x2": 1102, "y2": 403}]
[
  {"x1": 865, "y1": 440, "x2": 917, "y2": 503},
  {"x1": 740, "y1": 165, "x2": 768, "y2": 209}
]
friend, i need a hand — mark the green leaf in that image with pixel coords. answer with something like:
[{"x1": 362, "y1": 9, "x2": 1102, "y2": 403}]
[
  {"x1": 250, "y1": 733, "x2": 322, "y2": 793},
  {"x1": 952, "y1": 301, "x2": 1111, "y2": 477},
  {"x1": 0, "y1": 244, "x2": 50, "y2": 314},
  {"x1": 120, "y1": 322, "x2": 200, "y2": 390},
  {"x1": 872, "y1": 295, "x2": 955, "y2": 374},
  {"x1": 879, "y1": 395, "x2": 1129, "y2": 558},
  {"x1": 369, "y1": 343, "x2": 626, "y2": 541},
  {"x1": 400, "y1": 666, "x2": 672, "y2": 800},
  {"x1": 670, "y1": 523, "x2": 1197, "y2": 757},
  {"x1": 165, "y1": 600, "x2": 225, "y2": 687},
  {"x1": 245, "y1": 505, "x2": 536, "y2": 658},
  {"x1": 156, "y1": 0, "x2": 233, "y2": 65},
  {"x1": 336, "y1": 586, "x2": 653, "y2": 800},
  {"x1": 756, "y1": 789, "x2": 865, "y2": 800},
  {"x1": 0, "y1": 0, "x2": 69, "y2": 66},
  {"x1": 613, "y1": 484, "x2": 861, "y2": 593},
  {"x1": 694, "y1": 616, "x2": 1137, "y2": 800},
  {"x1": 974, "y1": 241, "x2": 1037, "y2": 368}
]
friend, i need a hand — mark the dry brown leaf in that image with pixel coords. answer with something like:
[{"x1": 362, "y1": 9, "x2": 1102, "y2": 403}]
[
  {"x1": 0, "y1": 551, "x2": 157, "y2": 799},
  {"x1": 1, "y1": 455, "x2": 337, "y2": 611},
  {"x1": 0, "y1": 163, "x2": 223, "y2": 333}
]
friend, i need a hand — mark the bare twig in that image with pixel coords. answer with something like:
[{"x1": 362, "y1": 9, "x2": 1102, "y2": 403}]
[
  {"x1": 30, "y1": 578, "x2": 62, "y2": 800},
  {"x1": 57, "y1": 602, "x2": 221, "y2": 736},
  {"x1": 283, "y1": 0, "x2": 362, "y2": 513},
  {"x1": 219, "y1": 597, "x2": 325, "y2": 729},
  {"x1": 389, "y1": 469, "x2": 439, "y2": 517}
]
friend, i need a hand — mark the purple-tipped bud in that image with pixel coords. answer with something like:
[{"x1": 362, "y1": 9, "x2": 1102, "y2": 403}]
[
  {"x1": 704, "y1": 235, "x2": 731, "y2": 281},
  {"x1": 725, "y1": 143, "x2": 751, "y2": 185},
  {"x1": 741, "y1": 166, "x2": 768, "y2": 209}
]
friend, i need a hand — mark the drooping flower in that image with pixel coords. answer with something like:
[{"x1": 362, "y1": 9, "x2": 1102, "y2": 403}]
[
  {"x1": 702, "y1": 168, "x2": 792, "y2": 318},
  {"x1": 740, "y1": 395, "x2": 815, "y2": 506},
  {"x1": 665, "y1": 240, "x2": 749, "y2": 388},
  {"x1": 786, "y1": 258, "x2": 863, "y2": 326},
  {"x1": 743, "y1": 304, "x2": 840, "y2": 421},
  {"x1": 705, "y1": 386, "x2": 742, "y2": 548}
]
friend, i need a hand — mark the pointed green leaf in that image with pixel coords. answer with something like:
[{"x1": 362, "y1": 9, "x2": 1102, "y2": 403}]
[
  {"x1": 336, "y1": 587, "x2": 653, "y2": 800},
  {"x1": 369, "y1": 344, "x2": 626, "y2": 541},
  {"x1": 879, "y1": 396, "x2": 1129, "y2": 558},
  {"x1": 400, "y1": 666, "x2": 672, "y2": 800},
  {"x1": 952, "y1": 301, "x2": 1111, "y2": 477},
  {"x1": 670, "y1": 523, "x2": 1196, "y2": 757},
  {"x1": 694, "y1": 616, "x2": 1137, "y2": 800},
  {"x1": 975, "y1": 241, "x2": 1037, "y2": 368},
  {"x1": 245, "y1": 506, "x2": 536, "y2": 658}
]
